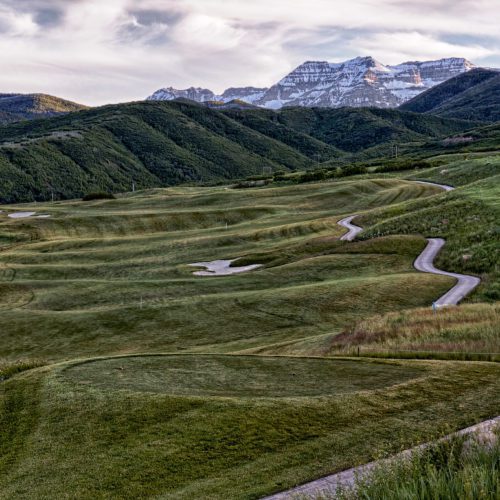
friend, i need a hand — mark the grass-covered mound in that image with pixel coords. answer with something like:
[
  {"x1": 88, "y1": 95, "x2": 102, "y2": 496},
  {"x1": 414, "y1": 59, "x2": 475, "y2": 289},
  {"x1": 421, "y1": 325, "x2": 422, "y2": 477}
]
[
  {"x1": 0, "y1": 356, "x2": 498, "y2": 498},
  {"x1": 63, "y1": 355, "x2": 423, "y2": 397}
]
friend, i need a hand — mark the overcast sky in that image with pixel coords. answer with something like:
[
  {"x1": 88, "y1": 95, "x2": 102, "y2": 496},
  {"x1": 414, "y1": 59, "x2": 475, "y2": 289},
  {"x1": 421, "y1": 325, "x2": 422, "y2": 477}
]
[{"x1": 1, "y1": 0, "x2": 499, "y2": 105}]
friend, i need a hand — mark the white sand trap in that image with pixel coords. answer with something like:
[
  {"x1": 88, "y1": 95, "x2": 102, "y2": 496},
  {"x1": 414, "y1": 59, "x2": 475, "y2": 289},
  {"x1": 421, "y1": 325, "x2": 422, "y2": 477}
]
[
  {"x1": 8, "y1": 212, "x2": 37, "y2": 218},
  {"x1": 188, "y1": 259, "x2": 262, "y2": 276},
  {"x1": 7, "y1": 212, "x2": 51, "y2": 219}
]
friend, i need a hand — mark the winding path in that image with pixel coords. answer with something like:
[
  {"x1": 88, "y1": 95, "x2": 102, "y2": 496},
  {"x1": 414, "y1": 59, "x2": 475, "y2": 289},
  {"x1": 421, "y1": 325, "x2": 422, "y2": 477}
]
[
  {"x1": 337, "y1": 180, "x2": 481, "y2": 306},
  {"x1": 338, "y1": 215, "x2": 362, "y2": 241},
  {"x1": 414, "y1": 238, "x2": 481, "y2": 306},
  {"x1": 263, "y1": 179, "x2": 486, "y2": 499},
  {"x1": 263, "y1": 416, "x2": 500, "y2": 499}
]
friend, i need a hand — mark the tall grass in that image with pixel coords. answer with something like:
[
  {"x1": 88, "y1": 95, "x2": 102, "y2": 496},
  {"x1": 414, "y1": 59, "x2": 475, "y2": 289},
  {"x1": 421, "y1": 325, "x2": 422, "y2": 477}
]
[
  {"x1": 333, "y1": 428, "x2": 499, "y2": 500},
  {"x1": 328, "y1": 303, "x2": 500, "y2": 361},
  {"x1": 0, "y1": 359, "x2": 45, "y2": 381}
]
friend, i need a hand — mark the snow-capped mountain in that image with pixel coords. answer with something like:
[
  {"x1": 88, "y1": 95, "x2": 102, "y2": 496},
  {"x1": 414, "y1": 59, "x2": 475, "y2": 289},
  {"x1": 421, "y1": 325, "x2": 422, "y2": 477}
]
[
  {"x1": 220, "y1": 87, "x2": 268, "y2": 104},
  {"x1": 147, "y1": 87, "x2": 216, "y2": 102},
  {"x1": 147, "y1": 56, "x2": 476, "y2": 109}
]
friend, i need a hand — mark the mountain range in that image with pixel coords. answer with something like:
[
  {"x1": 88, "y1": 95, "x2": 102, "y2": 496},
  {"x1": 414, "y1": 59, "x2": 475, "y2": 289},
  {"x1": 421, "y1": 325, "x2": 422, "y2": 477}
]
[{"x1": 147, "y1": 56, "x2": 476, "y2": 109}]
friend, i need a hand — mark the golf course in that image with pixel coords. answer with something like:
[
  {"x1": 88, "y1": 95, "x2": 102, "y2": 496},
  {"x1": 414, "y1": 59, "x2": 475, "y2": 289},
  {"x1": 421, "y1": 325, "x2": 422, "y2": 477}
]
[{"x1": 0, "y1": 153, "x2": 499, "y2": 498}]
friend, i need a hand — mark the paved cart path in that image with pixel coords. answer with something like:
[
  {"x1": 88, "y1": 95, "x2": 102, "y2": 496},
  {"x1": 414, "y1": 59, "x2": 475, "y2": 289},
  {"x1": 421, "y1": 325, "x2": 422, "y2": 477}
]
[
  {"x1": 336, "y1": 180, "x2": 480, "y2": 306},
  {"x1": 414, "y1": 237, "x2": 481, "y2": 306},
  {"x1": 263, "y1": 416, "x2": 499, "y2": 499}
]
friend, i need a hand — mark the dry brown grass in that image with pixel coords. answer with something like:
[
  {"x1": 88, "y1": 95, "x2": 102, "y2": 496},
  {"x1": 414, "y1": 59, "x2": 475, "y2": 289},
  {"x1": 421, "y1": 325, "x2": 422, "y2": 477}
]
[{"x1": 328, "y1": 303, "x2": 499, "y2": 360}]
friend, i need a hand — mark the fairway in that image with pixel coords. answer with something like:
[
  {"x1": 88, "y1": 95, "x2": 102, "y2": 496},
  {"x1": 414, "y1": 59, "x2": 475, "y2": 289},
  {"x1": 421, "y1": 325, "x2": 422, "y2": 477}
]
[
  {"x1": 63, "y1": 355, "x2": 424, "y2": 397},
  {"x1": 1, "y1": 356, "x2": 498, "y2": 499},
  {"x1": 0, "y1": 156, "x2": 498, "y2": 499},
  {"x1": 0, "y1": 177, "x2": 451, "y2": 361}
]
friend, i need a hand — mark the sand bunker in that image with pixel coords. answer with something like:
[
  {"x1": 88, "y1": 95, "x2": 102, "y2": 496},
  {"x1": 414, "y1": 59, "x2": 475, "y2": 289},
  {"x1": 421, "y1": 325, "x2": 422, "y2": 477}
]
[
  {"x1": 189, "y1": 259, "x2": 261, "y2": 276},
  {"x1": 7, "y1": 212, "x2": 51, "y2": 219}
]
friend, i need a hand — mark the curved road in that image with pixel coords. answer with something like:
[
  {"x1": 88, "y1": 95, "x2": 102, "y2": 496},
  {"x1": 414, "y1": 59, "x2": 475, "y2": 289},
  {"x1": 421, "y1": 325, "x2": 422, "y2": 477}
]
[
  {"x1": 265, "y1": 179, "x2": 483, "y2": 500},
  {"x1": 338, "y1": 215, "x2": 362, "y2": 241},
  {"x1": 337, "y1": 180, "x2": 481, "y2": 306},
  {"x1": 414, "y1": 238, "x2": 481, "y2": 306}
]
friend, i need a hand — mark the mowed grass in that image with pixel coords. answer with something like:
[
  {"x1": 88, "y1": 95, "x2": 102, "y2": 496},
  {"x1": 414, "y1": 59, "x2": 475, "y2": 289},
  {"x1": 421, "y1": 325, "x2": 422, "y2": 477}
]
[
  {"x1": 0, "y1": 167, "x2": 498, "y2": 499},
  {"x1": 0, "y1": 355, "x2": 498, "y2": 499},
  {"x1": 0, "y1": 178, "x2": 451, "y2": 362},
  {"x1": 63, "y1": 354, "x2": 423, "y2": 397}
]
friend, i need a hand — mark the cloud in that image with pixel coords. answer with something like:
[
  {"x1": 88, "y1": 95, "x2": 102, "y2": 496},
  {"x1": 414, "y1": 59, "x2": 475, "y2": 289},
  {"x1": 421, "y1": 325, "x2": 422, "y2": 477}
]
[
  {"x1": 353, "y1": 31, "x2": 495, "y2": 63},
  {"x1": 0, "y1": 0, "x2": 498, "y2": 105}
]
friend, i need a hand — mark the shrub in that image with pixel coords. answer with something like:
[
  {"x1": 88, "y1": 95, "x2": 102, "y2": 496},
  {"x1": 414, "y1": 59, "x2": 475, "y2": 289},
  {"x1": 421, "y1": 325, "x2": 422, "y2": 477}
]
[{"x1": 340, "y1": 164, "x2": 368, "y2": 176}]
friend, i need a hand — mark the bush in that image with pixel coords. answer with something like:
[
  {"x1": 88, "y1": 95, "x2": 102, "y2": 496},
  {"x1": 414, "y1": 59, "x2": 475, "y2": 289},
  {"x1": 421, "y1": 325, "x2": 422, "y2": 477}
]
[
  {"x1": 340, "y1": 164, "x2": 368, "y2": 177},
  {"x1": 82, "y1": 192, "x2": 116, "y2": 201},
  {"x1": 273, "y1": 170, "x2": 287, "y2": 181},
  {"x1": 298, "y1": 169, "x2": 327, "y2": 183}
]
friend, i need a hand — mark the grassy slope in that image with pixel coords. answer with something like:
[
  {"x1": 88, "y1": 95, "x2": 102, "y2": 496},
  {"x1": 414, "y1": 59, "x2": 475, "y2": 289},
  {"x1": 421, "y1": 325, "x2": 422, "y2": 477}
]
[
  {"x1": 333, "y1": 304, "x2": 498, "y2": 360},
  {"x1": 0, "y1": 357, "x2": 498, "y2": 499},
  {"x1": 0, "y1": 155, "x2": 498, "y2": 498},
  {"x1": 359, "y1": 156, "x2": 500, "y2": 300},
  {"x1": 240, "y1": 303, "x2": 499, "y2": 361},
  {"x1": 0, "y1": 178, "x2": 451, "y2": 361}
]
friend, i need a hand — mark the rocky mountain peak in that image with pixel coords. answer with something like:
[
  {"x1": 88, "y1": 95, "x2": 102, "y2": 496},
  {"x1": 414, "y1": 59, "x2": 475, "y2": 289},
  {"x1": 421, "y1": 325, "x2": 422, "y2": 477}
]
[{"x1": 147, "y1": 56, "x2": 479, "y2": 110}]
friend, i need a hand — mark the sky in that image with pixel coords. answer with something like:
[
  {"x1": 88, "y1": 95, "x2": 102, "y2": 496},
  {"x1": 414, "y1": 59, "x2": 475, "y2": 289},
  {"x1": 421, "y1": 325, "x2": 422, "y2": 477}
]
[{"x1": 1, "y1": 0, "x2": 499, "y2": 105}]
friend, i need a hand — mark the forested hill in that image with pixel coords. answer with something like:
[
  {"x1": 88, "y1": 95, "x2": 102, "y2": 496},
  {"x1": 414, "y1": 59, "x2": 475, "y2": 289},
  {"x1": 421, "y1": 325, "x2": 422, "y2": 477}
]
[
  {"x1": 0, "y1": 100, "x2": 475, "y2": 203},
  {"x1": 400, "y1": 68, "x2": 500, "y2": 122}
]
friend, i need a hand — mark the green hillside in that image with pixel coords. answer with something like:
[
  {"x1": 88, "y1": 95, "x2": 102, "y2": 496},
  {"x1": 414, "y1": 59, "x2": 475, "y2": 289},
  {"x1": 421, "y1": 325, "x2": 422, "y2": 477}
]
[
  {"x1": 0, "y1": 93, "x2": 87, "y2": 124},
  {"x1": 0, "y1": 100, "x2": 477, "y2": 203},
  {"x1": 224, "y1": 106, "x2": 475, "y2": 152},
  {"x1": 400, "y1": 68, "x2": 500, "y2": 122}
]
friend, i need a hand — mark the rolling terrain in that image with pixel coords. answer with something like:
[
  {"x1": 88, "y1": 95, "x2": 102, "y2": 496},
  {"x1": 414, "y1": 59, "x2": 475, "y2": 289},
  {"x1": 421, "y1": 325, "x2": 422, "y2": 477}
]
[{"x1": 0, "y1": 152, "x2": 498, "y2": 498}]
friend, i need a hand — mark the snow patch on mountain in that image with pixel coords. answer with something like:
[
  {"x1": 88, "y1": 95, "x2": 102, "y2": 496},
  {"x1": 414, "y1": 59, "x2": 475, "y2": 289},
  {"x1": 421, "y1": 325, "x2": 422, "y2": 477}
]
[{"x1": 147, "y1": 56, "x2": 477, "y2": 109}]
